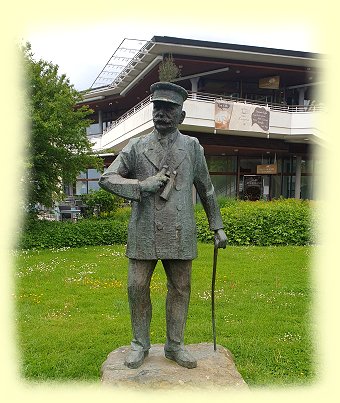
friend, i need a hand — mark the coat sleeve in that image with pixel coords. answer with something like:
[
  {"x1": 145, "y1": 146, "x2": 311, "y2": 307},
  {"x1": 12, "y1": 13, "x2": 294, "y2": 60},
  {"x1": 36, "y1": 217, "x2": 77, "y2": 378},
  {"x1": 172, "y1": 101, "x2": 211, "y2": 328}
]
[
  {"x1": 98, "y1": 139, "x2": 141, "y2": 202},
  {"x1": 193, "y1": 139, "x2": 224, "y2": 231}
]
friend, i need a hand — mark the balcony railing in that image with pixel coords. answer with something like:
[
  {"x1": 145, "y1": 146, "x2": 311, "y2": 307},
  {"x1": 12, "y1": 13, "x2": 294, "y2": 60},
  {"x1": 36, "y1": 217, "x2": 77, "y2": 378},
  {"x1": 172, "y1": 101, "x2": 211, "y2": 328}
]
[
  {"x1": 189, "y1": 91, "x2": 324, "y2": 112},
  {"x1": 102, "y1": 91, "x2": 324, "y2": 136},
  {"x1": 103, "y1": 96, "x2": 152, "y2": 134}
]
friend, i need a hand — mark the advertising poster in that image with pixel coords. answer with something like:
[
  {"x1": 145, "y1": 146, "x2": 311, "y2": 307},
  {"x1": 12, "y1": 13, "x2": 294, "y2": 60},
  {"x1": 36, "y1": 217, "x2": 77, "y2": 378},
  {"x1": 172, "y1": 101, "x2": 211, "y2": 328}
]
[
  {"x1": 259, "y1": 75, "x2": 280, "y2": 89},
  {"x1": 215, "y1": 100, "x2": 270, "y2": 133}
]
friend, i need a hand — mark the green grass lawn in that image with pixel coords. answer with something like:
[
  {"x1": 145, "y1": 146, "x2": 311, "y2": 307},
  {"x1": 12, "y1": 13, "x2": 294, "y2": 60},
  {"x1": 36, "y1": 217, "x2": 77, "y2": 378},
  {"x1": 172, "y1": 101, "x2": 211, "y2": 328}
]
[{"x1": 13, "y1": 244, "x2": 316, "y2": 386}]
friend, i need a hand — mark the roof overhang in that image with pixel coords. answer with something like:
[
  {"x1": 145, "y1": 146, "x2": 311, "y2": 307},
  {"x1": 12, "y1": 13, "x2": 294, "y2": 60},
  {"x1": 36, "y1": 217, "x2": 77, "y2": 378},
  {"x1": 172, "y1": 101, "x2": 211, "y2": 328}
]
[{"x1": 82, "y1": 36, "x2": 323, "y2": 101}]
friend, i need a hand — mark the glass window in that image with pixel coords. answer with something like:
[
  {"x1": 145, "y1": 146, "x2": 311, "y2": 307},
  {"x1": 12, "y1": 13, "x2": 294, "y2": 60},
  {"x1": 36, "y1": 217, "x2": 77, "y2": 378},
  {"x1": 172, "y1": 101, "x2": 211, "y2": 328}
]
[
  {"x1": 76, "y1": 181, "x2": 88, "y2": 195},
  {"x1": 88, "y1": 181, "x2": 100, "y2": 192},
  {"x1": 283, "y1": 158, "x2": 296, "y2": 174},
  {"x1": 313, "y1": 159, "x2": 322, "y2": 173},
  {"x1": 240, "y1": 158, "x2": 268, "y2": 174},
  {"x1": 63, "y1": 184, "x2": 72, "y2": 196},
  {"x1": 269, "y1": 158, "x2": 281, "y2": 173},
  {"x1": 211, "y1": 175, "x2": 237, "y2": 198},
  {"x1": 86, "y1": 123, "x2": 100, "y2": 135},
  {"x1": 206, "y1": 156, "x2": 237, "y2": 173},
  {"x1": 226, "y1": 156, "x2": 237, "y2": 172},
  {"x1": 211, "y1": 175, "x2": 227, "y2": 197},
  {"x1": 226, "y1": 176, "x2": 237, "y2": 197},
  {"x1": 88, "y1": 169, "x2": 101, "y2": 179},
  {"x1": 270, "y1": 175, "x2": 282, "y2": 200},
  {"x1": 301, "y1": 159, "x2": 314, "y2": 174},
  {"x1": 77, "y1": 171, "x2": 87, "y2": 179},
  {"x1": 301, "y1": 176, "x2": 313, "y2": 199},
  {"x1": 282, "y1": 175, "x2": 294, "y2": 198}
]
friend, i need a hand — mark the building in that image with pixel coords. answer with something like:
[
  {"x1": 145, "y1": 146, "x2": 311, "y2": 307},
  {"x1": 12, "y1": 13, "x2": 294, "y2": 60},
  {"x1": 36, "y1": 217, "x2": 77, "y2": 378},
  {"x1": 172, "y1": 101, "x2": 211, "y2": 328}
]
[{"x1": 73, "y1": 36, "x2": 324, "y2": 201}]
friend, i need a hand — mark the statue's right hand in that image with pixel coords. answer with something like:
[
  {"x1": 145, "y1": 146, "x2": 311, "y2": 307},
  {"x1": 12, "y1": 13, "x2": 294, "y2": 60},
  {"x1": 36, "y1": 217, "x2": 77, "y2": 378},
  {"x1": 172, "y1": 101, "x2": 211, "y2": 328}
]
[{"x1": 139, "y1": 173, "x2": 168, "y2": 193}]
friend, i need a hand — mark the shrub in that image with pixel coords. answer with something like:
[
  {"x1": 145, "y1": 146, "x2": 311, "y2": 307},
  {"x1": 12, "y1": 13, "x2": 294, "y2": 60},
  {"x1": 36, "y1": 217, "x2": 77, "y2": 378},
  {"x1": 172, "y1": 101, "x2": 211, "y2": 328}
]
[
  {"x1": 80, "y1": 189, "x2": 124, "y2": 218},
  {"x1": 18, "y1": 199, "x2": 317, "y2": 250},
  {"x1": 19, "y1": 217, "x2": 128, "y2": 249},
  {"x1": 196, "y1": 198, "x2": 316, "y2": 246}
]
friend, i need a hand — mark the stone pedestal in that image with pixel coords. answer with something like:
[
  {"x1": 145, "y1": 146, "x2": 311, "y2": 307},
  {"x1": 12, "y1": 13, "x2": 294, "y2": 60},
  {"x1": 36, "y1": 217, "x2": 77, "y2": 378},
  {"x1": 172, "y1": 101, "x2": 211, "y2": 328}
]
[{"x1": 101, "y1": 343, "x2": 248, "y2": 390}]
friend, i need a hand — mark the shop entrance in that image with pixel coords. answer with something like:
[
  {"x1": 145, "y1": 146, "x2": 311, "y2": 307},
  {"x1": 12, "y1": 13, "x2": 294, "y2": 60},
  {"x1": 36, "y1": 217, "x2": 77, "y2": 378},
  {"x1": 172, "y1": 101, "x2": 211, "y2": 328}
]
[
  {"x1": 243, "y1": 175, "x2": 263, "y2": 201},
  {"x1": 205, "y1": 153, "x2": 315, "y2": 201},
  {"x1": 239, "y1": 157, "x2": 281, "y2": 200},
  {"x1": 240, "y1": 173, "x2": 279, "y2": 200}
]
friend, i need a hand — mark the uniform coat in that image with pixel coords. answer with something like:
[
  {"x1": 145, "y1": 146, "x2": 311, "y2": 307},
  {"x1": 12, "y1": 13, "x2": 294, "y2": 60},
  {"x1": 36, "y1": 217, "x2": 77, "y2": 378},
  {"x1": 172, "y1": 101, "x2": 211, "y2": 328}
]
[{"x1": 99, "y1": 129, "x2": 224, "y2": 260}]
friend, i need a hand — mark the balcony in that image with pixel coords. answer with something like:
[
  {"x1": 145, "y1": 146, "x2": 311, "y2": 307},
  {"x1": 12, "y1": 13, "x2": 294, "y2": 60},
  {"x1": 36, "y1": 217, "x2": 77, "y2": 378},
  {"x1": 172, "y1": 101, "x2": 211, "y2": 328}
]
[{"x1": 90, "y1": 92, "x2": 324, "y2": 153}]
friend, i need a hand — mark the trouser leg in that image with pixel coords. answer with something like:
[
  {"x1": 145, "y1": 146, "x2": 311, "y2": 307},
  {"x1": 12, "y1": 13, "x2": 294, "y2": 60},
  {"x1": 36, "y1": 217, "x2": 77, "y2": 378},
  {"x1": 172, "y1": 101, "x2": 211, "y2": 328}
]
[
  {"x1": 162, "y1": 259, "x2": 192, "y2": 352},
  {"x1": 127, "y1": 259, "x2": 157, "y2": 351}
]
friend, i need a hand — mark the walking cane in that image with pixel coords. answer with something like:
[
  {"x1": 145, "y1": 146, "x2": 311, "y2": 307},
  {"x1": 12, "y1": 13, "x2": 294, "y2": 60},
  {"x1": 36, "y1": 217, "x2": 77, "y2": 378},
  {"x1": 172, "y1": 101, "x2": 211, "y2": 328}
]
[{"x1": 211, "y1": 240, "x2": 219, "y2": 351}]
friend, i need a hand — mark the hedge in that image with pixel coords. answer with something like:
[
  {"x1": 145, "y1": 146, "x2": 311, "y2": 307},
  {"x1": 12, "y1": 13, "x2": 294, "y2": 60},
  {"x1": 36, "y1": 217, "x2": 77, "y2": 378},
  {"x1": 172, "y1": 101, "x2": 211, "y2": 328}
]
[
  {"x1": 18, "y1": 199, "x2": 317, "y2": 250},
  {"x1": 197, "y1": 198, "x2": 317, "y2": 246}
]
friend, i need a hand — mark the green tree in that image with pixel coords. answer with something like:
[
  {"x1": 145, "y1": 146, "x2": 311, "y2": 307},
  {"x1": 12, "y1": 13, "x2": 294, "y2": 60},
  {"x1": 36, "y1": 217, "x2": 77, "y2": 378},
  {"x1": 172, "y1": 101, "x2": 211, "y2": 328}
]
[
  {"x1": 158, "y1": 54, "x2": 181, "y2": 82},
  {"x1": 22, "y1": 43, "x2": 102, "y2": 210}
]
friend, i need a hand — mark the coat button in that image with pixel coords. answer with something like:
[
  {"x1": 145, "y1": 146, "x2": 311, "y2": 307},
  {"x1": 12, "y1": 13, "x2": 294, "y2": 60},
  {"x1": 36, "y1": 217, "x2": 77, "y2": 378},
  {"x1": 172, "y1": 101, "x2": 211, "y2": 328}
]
[
  {"x1": 176, "y1": 224, "x2": 182, "y2": 230},
  {"x1": 175, "y1": 184, "x2": 181, "y2": 191},
  {"x1": 156, "y1": 222, "x2": 163, "y2": 230},
  {"x1": 177, "y1": 204, "x2": 183, "y2": 211}
]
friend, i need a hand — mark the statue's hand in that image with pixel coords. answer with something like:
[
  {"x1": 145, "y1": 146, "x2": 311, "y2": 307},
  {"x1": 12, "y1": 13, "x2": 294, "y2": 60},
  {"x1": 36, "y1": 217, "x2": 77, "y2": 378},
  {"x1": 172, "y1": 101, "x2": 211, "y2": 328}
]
[
  {"x1": 214, "y1": 229, "x2": 227, "y2": 249},
  {"x1": 139, "y1": 173, "x2": 168, "y2": 194}
]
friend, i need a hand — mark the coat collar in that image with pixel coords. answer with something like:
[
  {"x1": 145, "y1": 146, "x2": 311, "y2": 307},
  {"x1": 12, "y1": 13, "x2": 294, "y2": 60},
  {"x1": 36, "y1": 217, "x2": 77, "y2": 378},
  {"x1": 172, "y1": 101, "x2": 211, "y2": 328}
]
[{"x1": 143, "y1": 129, "x2": 187, "y2": 171}]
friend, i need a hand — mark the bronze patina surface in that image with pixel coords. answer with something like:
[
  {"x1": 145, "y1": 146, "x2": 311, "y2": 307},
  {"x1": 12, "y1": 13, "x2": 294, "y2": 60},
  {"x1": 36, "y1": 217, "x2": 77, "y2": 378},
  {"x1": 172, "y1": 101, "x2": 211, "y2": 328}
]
[{"x1": 99, "y1": 82, "x2": 227, "y2": 370}]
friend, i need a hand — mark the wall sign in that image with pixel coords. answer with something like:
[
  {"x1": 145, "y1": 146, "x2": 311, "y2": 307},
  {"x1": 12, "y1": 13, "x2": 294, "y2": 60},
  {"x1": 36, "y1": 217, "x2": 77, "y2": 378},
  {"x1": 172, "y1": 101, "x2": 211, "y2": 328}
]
[
  {"x1": 259, "y1": 75, "x2": 280, "y2": 89},
  {"x1": 256, "y1": 164, "x2": 278, "y2": 174},
  {"x1": 215, "y1": 101, "x2": 270, "y2": 133}
]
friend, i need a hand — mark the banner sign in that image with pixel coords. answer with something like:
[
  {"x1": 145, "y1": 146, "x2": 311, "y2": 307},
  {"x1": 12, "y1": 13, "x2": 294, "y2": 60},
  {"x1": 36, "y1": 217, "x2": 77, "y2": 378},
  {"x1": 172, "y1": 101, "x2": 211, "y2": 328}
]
[
  {"x1": 215, "y1": 101, "x2": 270, "y2": 133},
  {"x1": 256, "y1": 164, "x2": 278, "y2": 174},
  {"x1": 259, "y1": 75, "x2": 280, "y2": 89}
]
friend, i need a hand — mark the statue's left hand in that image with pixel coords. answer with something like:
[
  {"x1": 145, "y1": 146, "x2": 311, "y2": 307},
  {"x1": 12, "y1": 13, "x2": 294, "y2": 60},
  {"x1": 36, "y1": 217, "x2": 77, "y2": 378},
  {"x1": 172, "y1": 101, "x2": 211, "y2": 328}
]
[{"x1": 214, "y1": 229, "x2": 227, "y2": 249}]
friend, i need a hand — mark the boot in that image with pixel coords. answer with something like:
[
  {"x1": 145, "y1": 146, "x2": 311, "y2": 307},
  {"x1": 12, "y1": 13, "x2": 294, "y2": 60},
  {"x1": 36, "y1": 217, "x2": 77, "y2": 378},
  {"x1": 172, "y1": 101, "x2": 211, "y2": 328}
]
[
  {"x1": 165, "y1": 347, "x2": 197, "y2": 369},
  {"x1": 124, "y1": 349, "x2": 149, "y2": 369}
]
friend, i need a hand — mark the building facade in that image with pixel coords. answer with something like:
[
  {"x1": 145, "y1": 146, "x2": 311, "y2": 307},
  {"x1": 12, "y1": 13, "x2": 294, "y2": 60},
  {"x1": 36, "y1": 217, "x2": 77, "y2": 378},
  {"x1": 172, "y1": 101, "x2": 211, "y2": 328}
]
[{"x1": 74, "y1": 36, "x2": 324, "y2": 201}]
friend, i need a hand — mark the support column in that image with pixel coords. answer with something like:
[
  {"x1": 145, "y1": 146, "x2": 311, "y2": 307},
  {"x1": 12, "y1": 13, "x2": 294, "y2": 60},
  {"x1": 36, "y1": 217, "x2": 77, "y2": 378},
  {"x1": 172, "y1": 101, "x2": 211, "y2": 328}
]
[
  {"x1": 98, "y1": 109, "x2": 103, "y2": 134},
  {"x1": 295, "y1": 156, "x2": 302, "y2": 199},
  {"x1": 298, "y1": 87, "x2": 306, "y2": 106},
  {"x1": 190, "y1": 77, "x2": 200, "y2": 99}
]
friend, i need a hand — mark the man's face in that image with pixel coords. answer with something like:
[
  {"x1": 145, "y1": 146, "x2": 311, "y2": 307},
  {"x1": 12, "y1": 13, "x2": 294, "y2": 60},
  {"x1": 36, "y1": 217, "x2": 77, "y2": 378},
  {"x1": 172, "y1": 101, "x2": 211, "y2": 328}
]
[{"x1": 152, "y1": 100, "x2": 185, "y2": 135}]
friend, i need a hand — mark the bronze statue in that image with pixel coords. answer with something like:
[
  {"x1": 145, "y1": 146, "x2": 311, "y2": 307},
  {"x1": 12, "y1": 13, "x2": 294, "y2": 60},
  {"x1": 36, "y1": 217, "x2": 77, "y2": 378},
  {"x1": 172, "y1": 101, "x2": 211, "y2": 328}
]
[{"x1": 99, "y1": 82, "x2": 227, "y2": 369}]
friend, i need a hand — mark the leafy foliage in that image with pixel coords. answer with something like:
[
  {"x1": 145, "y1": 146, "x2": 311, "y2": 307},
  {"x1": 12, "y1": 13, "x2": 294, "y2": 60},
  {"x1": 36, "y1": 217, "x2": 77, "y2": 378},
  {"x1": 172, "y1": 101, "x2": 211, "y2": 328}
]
[
  {"x1": 158, "y1": 54, "x2": 181, "y2": 82},
  {"x1": 18, "y1": 199, "x2": 317, "y2": 249},
  {"x1": 196, "y1": 198, "x2": 316, "y2": 246},
  {"x1": 21, "y1": 42, "x2": 102, "y2": 209},
  {"x1": 80, "y1": 189, "x2": 124, "y2": 218},
  {"x1": 20, "y1": 217, "x2": 128, "y2": 249}
]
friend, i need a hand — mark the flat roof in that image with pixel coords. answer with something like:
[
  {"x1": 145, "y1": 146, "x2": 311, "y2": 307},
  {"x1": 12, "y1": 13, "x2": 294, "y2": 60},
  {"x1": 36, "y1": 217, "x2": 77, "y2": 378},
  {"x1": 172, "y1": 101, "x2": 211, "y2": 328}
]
[
  {"x1": 151, "y1": 36, "x2": 320, "y2": 60},
  {"x1": 84, "y1": 35, "x2": 322, "y2": 99}
]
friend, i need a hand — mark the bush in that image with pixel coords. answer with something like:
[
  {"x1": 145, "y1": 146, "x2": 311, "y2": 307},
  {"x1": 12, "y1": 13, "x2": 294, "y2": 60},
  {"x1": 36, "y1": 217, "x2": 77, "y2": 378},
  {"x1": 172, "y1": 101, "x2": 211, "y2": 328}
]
[
  {"x1": 18, "y1": 199, "x2": 317, "y2": 250},
  {"x1": 80, "y1": 189, "x2": 124, "y2": 218},
  {"x1": 196, "y1": 198, "x2": 317, "y2": 246},
  {"x1": 19, "y1": 217, "x2": 128, "y2": 249}
]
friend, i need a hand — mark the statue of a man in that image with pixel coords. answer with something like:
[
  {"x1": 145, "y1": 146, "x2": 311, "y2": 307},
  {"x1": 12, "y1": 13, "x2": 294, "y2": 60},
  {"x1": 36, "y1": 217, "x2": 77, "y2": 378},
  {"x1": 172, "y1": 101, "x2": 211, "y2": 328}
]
[{"x1": 99, "y1": 82, "x2": 227, "y2": 369}]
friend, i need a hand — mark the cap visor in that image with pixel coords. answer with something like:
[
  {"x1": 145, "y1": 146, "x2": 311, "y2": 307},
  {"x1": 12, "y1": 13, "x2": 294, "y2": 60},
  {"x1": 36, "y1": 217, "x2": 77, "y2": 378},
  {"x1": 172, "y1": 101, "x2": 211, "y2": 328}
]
[{"x1": 151, "y1": 96, "x2": 181, "y2": 105}]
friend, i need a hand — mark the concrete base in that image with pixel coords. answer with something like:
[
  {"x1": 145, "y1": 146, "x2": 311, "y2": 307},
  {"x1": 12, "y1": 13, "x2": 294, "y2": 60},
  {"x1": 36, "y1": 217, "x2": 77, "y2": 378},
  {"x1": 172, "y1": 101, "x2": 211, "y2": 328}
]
[{"x1": 101, "y1": 342, "x2": 248, "y2": 390}]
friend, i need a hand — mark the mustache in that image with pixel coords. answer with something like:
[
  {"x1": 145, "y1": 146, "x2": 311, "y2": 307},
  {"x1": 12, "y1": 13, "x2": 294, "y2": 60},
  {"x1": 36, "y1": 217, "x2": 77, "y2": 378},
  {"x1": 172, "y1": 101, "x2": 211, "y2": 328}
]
[{"x1": 154, "y1": 117, "x2": 171, "y2": 124}]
